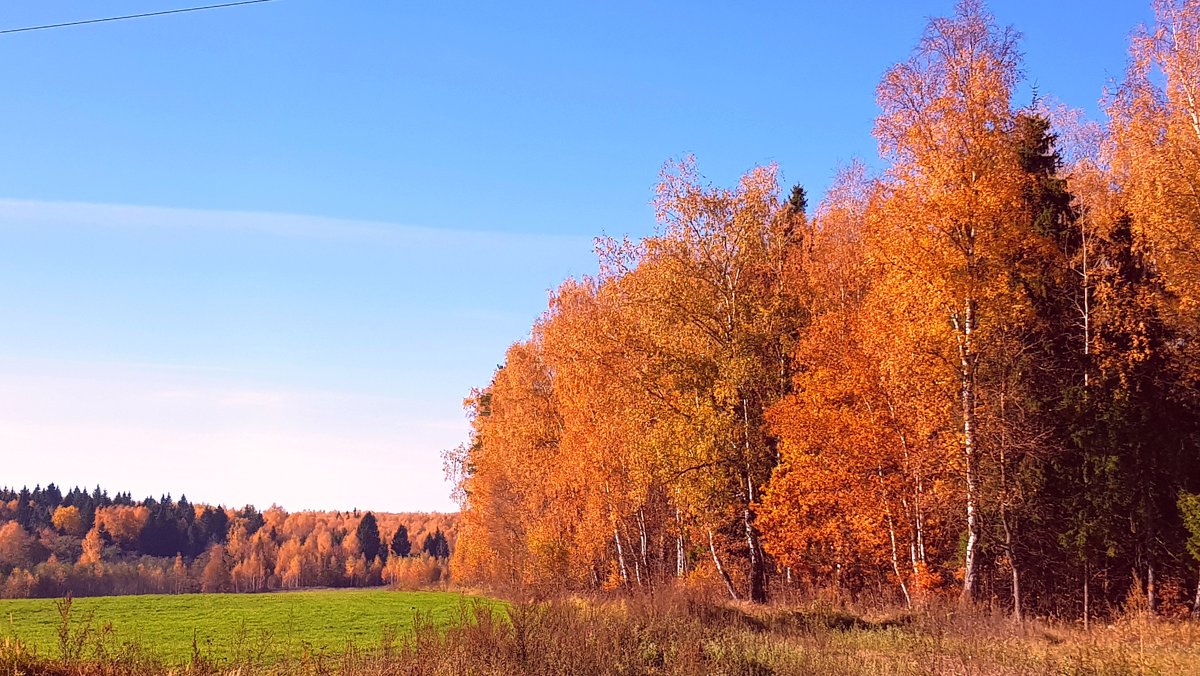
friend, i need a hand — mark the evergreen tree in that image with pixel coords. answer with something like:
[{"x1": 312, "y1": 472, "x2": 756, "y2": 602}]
[
  {"x1": 209, "y1": 507, "x2": 230, "y2": 542},
  {"x1": 422, "y1": 529, "x2": 450, "y2": 559},
  {"x1": 989, "y1": 112, "x2": 1082, "y2": 618},
  {"x1": 14, "y1": 488, "x2": 31, "y2": 530},
  {"x1": 43, "y1": 484, "x2": 62, "y2": 510},
  {"x1": 390, "y1": 525, "x2": 411, "y2": 558},
  {"x1": 177, "y1": 495, "x2": 195, "y2": 526},
  {"x1": 239, "y1": 506, "x2": 264, "y2": 536},
  {"x1": 356, "y1": 512, "x2": 382, "y2": 561},
  {"x1": 1179, "y1": 492, "x2": 1200, "y2": 617},
  {"x1": 1040, "y1": 212, "x2": 1200, "y2": 618},
  {"x1": 785, "y1": 183, "x2": 807, "y2": 216},
  {"x1": 90, "y1": 485, "x2": 109, "y2": 509}
]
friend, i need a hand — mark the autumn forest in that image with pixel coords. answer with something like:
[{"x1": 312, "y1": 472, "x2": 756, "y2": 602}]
[
  {"x1": 0, "y1": 484, "x2": 456, "y2": 598},
  {"x1": 5, "y1": 0, "x2": 1200, "y2": 635},
  {"x1": 447, "y1": 0, "x2": 1200, "y2": 622}
]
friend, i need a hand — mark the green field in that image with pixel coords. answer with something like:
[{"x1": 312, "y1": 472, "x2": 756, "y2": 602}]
[{"x1": 0, "y1": 589, "x2": 499, "y2": 664}]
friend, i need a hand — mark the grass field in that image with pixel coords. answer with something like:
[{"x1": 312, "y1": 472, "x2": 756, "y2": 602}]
[
  {"x1": 0, "y1": 588, "x2": 498, "y2": 664},
  {"x1": 3, "y1": 590, "x2": 1200, "y2": 674}
]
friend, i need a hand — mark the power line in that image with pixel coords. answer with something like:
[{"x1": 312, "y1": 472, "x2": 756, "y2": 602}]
[{"x1": 0, "y1": 0, "x2": 278, "y2": 36}]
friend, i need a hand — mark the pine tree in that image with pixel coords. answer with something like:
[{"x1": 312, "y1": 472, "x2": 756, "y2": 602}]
[
  {"x1": 422, "y1": 529, "x2": 450, "y2": 559},
  {"x1": 14, "y1": 488, "x2": 31, "y2": 530},
  {"x1": 356, "y1": 512, "x2": 382, "y2": 562},
  {"x1": 390, "y1": 525, "x2": 411, "y2": 558}
]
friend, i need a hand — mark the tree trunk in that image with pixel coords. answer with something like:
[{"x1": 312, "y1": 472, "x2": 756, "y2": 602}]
[
  {"x1": 915, "y1": 475, "x2": 927, "y2": 563},
  {"x1": 744, "y1": 504, "x2": 767, "y2": 603},
  {"x1": 637, "y1": 508, "x2": 649, "y2": 585},
  {"x1": 1010, "y1": 554, "x2": 1022, "y2": 624},
  {"x1": 1193, "y1": 571, "x2": 1200, "y2": 620},
  {"x1": 887, "y1": 512, "x2": 912, "y2": 609},
  {"x1": 708, "y1": 529, "x2": 739, "y2": 601},
  {"x1": 1147, "y1": 560, "x2": 1157, "y2": 615},
  {"x1": 1083, "y1": 560, "x2": 1090, "y2": 630},
  {"x1": 740, "y1": 399, "x2": 768, "y2": 604},
  {"x1": 878, "y1": 464, "x2": 911, "y2": 608},
  {"x1": 614, "y1": 525, "x2": 630, "y2": 587},
  {"x1": 1081, "y1": 219, "x2": 1091, "y2": 388},
  {"x1": 675, "y1": 509, "x2": 687, "y2": 578},
  {"x1": 999, "y1": 478, "x2": 1021, "y2": 621},
  {"x1": 958, "y1": 299, "x2": 981, "y2": 605}
]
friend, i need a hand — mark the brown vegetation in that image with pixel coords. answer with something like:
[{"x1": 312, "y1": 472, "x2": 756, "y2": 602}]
[{"x1": 2, "y1": 590, "x2": 1199, "y2": 674}]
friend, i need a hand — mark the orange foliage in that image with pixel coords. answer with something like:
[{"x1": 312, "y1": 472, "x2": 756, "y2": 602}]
[
  {"x1": 94, "y1": 505, "x2": 150, "y2": 546},
  {"x1": 51, "y1": 506, "x2": 85, "y2": 537}
]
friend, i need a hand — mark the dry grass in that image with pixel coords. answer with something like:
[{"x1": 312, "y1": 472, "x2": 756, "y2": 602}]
[{"x1": 2, "y1": 590, "x2": 1198, "y2": 675}]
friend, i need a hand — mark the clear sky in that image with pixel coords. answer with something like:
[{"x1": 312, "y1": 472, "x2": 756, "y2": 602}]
[{"x1": 0, "y1": 1, "x2": 1152, "y2": 512}]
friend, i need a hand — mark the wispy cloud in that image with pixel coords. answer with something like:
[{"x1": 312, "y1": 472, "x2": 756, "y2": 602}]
[{"x1": 0, "y1": 198, "x2": 591, "y2": 249}]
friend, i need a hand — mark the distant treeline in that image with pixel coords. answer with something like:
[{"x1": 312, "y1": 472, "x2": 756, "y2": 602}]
[
  {"x1": 449, "y1": 0, "x2": 1200, "y2": 621},
  {"x1": 0, "y1": 484, "x2": 455, "y2": 598}
]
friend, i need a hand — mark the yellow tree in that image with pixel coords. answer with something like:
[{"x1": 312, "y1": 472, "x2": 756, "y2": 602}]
[
  {"x1": 275, "y1": 537, "x2": 308, "y2": 589},
  {"x1": 1108, "y1": 0, "x2": 1200, "y2": 327},
  {"x1": 0, "y1": 522, "x2": 33, "y2": 570},
  {"x1": 614, "y1": 158, "x2": 808, "y2": 602},
  {"x1": 450, "y1": 160, "x2": 807, "y2": 602},
  {"x1": 79, "y1": 527, "x2": 104, "y2": 567},
  {"x1": 94, "y1": 505, "x2": 150, "y2": 547},
  {"x1": 539, "y1": 276, "x2": 660, "y2": 589},
  {"x1": 172, "y1": 554, "x2": 188, "y2": 593},
  {"x1": 51, "y1": 505, "x2": 85, "y2": 538},
  {"x1": 873, "y1": 0, "x2": 1025, "y2": 602},
  {"x1": 760, "y1": 165, "x2": 954, "y2": 606},
  {"x1": 449, "y1": 336, "x2": 572, "y2": 592},
  {"x1": 200, "y1": 544, "x2": 231, "y2": 593}
]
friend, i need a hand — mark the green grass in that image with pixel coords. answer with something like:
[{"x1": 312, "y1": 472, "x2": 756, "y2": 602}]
[{"x1": 0, "y1": 588, "x2": 499, "y2": 664}]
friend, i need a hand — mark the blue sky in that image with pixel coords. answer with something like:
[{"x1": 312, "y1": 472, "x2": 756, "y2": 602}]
[{"x1": 0, "y1": 1, "x2": 1151, "y2": 512}]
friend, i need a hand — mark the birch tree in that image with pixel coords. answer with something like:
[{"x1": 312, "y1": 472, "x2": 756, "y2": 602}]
[{"x1": 873, "y1": 0, "x2": 1023, "y2": 604}]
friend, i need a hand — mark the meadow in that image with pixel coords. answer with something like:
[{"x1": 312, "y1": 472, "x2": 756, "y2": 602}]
[
  {"x1": 0, "y1": 588, "x2": 495, "y2": 664},
  {"x1": 3, "y1": 588, "x2": 1200, "y2": 674}
]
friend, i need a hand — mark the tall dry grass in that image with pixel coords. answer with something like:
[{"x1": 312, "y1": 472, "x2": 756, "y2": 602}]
[{"x1": 3, "y1": 588, "x2": 1199, "y2": 675}]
